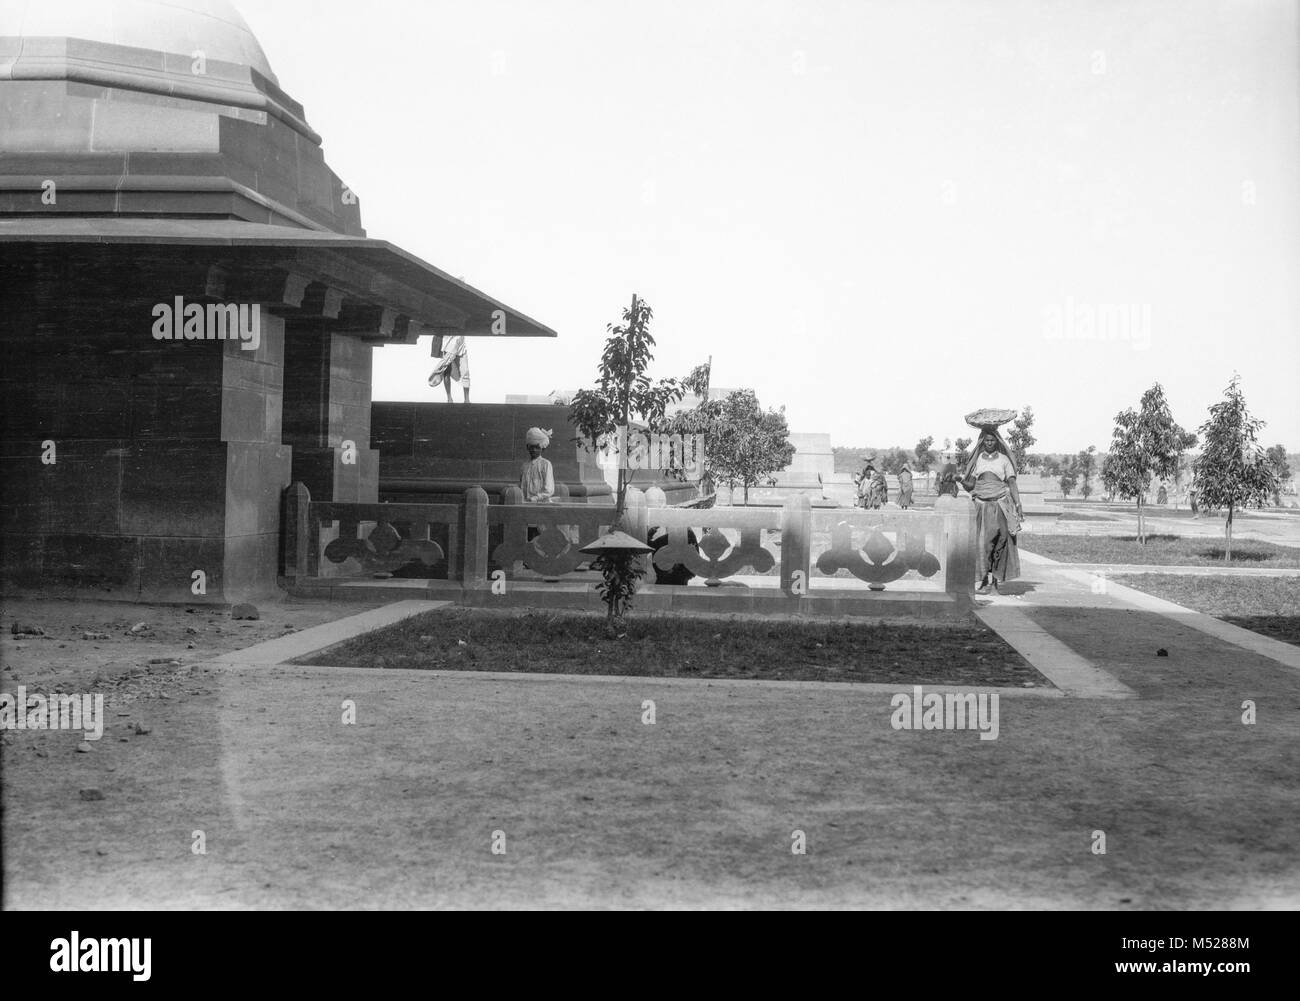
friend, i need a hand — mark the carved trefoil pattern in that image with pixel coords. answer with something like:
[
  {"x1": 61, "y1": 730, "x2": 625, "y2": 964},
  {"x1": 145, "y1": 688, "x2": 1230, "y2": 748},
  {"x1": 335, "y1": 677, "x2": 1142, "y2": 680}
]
[
  {"x1": 493, "y1": 524, "x2": 595, "y2": 577},
  {"x1": 323, "y1": 520, "x2": 445, "y2": 574},
  {"x1": 816, "y1": 522, "x2": 941, "y2": 590},
  {"x1": 654, "y1": 526, "x2": 774, "y2": 586}
]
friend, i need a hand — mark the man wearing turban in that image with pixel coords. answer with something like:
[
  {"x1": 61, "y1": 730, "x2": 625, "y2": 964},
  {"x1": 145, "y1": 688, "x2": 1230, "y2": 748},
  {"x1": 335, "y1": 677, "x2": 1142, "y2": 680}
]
[{"x1": 521, "y1": 427, "x2": 555, "y2": 502}]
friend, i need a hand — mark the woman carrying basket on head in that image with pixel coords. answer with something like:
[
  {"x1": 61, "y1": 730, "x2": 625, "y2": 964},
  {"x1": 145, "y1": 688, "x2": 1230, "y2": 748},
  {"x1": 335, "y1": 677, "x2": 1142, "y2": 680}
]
[{"x1": 960, "y1": 409, "x2": 1024, "y2": 594}]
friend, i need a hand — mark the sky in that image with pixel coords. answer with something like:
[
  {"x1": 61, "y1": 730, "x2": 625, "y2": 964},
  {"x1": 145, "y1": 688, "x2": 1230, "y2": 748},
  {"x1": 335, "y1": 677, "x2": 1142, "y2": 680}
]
[{"x1": 239, "y1": 0, "x2": 1300, "y2": 454}]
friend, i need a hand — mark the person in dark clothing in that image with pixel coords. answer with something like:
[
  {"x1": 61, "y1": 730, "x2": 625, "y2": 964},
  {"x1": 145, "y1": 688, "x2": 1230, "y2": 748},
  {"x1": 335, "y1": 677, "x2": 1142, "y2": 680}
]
[
  {"x1": 936, "y1": 463, "x2": 960, "y2": 498},
  {"x1": 647, "y1": 526, "x2": 699, "y2": 585}
]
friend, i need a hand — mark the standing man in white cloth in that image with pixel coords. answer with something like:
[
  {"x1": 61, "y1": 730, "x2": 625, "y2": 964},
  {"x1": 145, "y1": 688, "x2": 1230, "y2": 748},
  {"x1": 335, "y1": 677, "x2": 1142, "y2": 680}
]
[{"x1": 428, "y1": 332, "x2": 470, "y2": 402}]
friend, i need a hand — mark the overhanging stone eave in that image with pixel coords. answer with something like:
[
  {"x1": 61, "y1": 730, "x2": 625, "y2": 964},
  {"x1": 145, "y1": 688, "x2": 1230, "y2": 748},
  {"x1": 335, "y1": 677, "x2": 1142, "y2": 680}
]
[{"x1": 0, "y1": 215, "x2": 558, "y2": 339}]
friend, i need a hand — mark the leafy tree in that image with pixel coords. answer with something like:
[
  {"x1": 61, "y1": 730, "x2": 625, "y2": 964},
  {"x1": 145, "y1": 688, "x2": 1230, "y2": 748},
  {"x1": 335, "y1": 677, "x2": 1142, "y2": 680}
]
[
  {"x1": 1076, "y1": 446, "x2": 1097, "y2": 500},
  {"x1": 879, "y1": 446, "x2": 911, "y2": 475},
  {"x1": 590, "y1": 550, "x2": 646, "y2": 633},
  {"x1": 1007, "y1": 406, "x2": 1037, "y2": 470},
  {"x1": 1058, "y1": 457, "x2": 1078, "y2": 497},
  {"x1": 1172, "y1": 439, "x2": 1197, "y2": 496},
  {"x1": 913, "y1": 435, "x2": 936, "y2": 472},
  {"x1": 1193, "y1": 377, "x2": 1280, "y2": 560},
  {"x1": 954, "y1": 436, "x2": 973, "y2": 469},
  {"x1": 681, "y1": 358, "x2": 712, "y2": 399},
  {"x1": 666, "y1": 389, "x2": 795, "y2": 505},
  {"x1": 1100, "y1": 383, "x2": 1194, "y2": 544},
  {"x1": 1265, "y1": 444, "x2": 1293, "y2": 505},
  {"x1": 570, "y1": 294, "x2": 683, "y2": 527}
]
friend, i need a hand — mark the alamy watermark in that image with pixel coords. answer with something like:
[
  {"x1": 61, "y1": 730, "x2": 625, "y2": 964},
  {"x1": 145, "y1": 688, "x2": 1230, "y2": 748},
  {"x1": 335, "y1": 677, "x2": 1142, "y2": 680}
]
[
  {"x1": 50, "y1": 932, "x2": 151, "y2": 981},
  {"x1": 151, "y1": 297, "x2": 261, "y2": 351},
  {"x1": 1043, "y1": 297, "x2": 1151, "y2": 352},
  {"x1": 592, "y1": 427, "x2": 705, "y2": 477},
  {"x1": 0, "y1": 688, "x2": 104, "y2": 740},
  {"x1": 890, "y1": 685, "x2": 999, "y2": 740}
]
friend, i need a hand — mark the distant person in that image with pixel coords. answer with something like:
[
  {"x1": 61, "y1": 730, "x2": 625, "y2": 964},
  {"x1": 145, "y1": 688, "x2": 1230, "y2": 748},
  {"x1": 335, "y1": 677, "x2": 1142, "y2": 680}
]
[
  {"x1": 520, "y1": 427, "x2": 555, "y2": 502},
  {"x1": 872, "y1": 467, "x2": 888, "y2": 508},
  {"x1": 1190, "y1": 487, "x2": 1199, "y2": 518},
  {"x1": 428, "y1": 333, "x2": 470, "y2": 402},
  {"x1": 854, "y1": 461, "x2": 877, "y2": 509},
  {"x1": 961, "y1": 425, "x2": 1023, "y2": 594},
  {"x1": 936, "y1": 463, "x2": 959, "y2": 498},
  {"x1": 898, "y1": 465, "x2": 914, "y2": 509}
]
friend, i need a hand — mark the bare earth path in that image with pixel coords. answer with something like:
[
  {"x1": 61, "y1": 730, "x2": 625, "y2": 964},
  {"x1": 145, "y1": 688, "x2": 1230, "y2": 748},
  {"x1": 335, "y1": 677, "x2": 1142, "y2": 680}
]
[{"x1": 3, "y1": 568, "x2": 1298, "y2": 909}]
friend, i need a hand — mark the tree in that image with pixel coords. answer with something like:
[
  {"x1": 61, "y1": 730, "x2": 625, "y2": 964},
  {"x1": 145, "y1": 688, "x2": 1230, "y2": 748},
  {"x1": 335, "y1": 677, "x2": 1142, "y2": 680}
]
[
  {"x1": 954, "y1": 436, "x2": 973, "y2": 469},
  {"x1": 1265, "y1": 444, "x2": 1293, "y2": 505},
  {"x1": 1171, "y1": 434, "x2": 1198, "y2": 495},
  {"x1": 681, "y1": 358, "x2": 711, "y2": 399},
  {"x1": 665, "y1": 389, "x2": 796, "y2": 505},
  {"x1": 569, "y1": 295, "x2": 684, "y2": 527},
  {"x1": 1058, "y1": 457, "x2": 1078, "y2": 497},
  {"x1": 1076, "y1": 446, "x2": 1097, "y2": 500},
  {"x1": 879, "y1": 446, "x2": 911, "y2": 475},
  {"x1": 1007, "y1": 406, "x2": 1037, "y2": 470},
  {"x1": 913, "y1": 435, "x2": 936, "y2": 472},
  {"x1": 1193, "y1": 377, "x2": 1280, "y2": 561},
  {"x1": 1100, "y1": 383, "x2": 1194, "y2": 544}
]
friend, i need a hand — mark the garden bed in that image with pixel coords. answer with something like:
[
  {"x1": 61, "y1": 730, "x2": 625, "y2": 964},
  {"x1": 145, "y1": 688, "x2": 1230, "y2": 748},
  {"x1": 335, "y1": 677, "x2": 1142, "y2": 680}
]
[{"x1": 293, "y1": 607, "x2": 1047, "y2": 687}]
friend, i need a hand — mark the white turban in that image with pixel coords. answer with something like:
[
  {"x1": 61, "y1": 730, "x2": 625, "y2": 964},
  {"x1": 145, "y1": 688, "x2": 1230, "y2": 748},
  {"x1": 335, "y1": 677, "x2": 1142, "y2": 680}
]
[{"x1": 525, "y1": 427, "x2": 553, "y2": 448}]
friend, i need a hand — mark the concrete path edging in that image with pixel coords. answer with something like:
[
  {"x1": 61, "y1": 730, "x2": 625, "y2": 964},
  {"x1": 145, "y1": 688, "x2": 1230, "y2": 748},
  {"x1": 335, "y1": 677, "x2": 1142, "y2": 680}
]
[
  {"x1": 1050, "y1": 568, "x2": 1300, "y2": 672},
  {"x1": 211, "y1": 600, "x2": 450, "y2": 666},
  {"x1": 218, "y1": 661, "x2": 1065, "y2": 697},
  {"x1": 972, "y1": 606, "x2": 1136, "y2": 699}
]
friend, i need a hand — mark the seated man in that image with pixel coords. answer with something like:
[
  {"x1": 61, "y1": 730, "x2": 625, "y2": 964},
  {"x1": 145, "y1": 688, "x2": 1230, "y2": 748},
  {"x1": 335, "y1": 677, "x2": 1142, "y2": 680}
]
[
  {"x1": 520, "y1": 427, "x2": 556, "y2": 546},
  {"x1": 520, "y1": 427, "x2": 555, "y2": 502}
]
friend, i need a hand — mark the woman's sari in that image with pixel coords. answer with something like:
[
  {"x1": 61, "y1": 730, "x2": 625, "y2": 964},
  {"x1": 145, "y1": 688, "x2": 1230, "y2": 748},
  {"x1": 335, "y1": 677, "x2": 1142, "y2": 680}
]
[
  {"x1": 971, "y1": 474, "x2": 1021, "y2": 583},
  {"x1": 962, "y1": 427, "x2": 1022, "y2": 585}
]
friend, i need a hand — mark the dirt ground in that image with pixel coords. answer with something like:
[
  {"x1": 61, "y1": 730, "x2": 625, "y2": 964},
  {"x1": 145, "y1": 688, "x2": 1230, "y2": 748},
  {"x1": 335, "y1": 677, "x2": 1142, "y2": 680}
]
[{"x1": 4, "y1": 592, "x2": 1299, "y2": 910}]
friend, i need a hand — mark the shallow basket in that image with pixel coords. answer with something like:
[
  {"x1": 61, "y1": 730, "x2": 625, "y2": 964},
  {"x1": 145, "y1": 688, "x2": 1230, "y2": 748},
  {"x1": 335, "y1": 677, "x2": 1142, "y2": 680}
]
[{"x1": 964, "y1": 407, "x2": 1018, "y2": 429}]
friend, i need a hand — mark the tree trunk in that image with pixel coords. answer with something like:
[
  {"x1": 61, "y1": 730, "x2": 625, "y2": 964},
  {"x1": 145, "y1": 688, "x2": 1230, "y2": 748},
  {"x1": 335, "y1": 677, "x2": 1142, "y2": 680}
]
[
  {"x1": 614, "y1": 468, "x2": 628, "y2": 530},
  {"x1": 1225, "y1": 505, "x2": 1233, "y2": 563},
  {"x1": 1136, "y1": 495, "x2": 1144, "y2": 545},
  {"x1": 742, "y1": 483, "x2": 749, "y2": 506}
]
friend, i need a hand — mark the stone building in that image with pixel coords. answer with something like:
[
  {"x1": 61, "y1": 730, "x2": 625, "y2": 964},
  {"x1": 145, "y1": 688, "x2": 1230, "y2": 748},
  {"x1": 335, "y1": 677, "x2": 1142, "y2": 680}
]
[{"x1": 0, "y1": 0, "x2": 554, "y2": 603}]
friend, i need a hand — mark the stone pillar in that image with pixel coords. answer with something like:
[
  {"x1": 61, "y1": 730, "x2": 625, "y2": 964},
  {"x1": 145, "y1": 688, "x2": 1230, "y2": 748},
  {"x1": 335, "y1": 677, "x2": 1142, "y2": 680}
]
[
  {"x1": 462, "y1": 486, "x2": 489, "y2": 590},
  {"x1": 625, "y1": 488, "x2": 650, "y2": 576},
  {"x1": 282, "y1": 326, "x2": 379, "y2": 503},
  {"x1": 282, "y1": 481, "x2": 311, "y2": 579},
  {"x1": 936, "y1": 494, "x2": 976, "y2": 591},
  {"x1": 781, "y1": 494, "x2": 812, "y2": 596}
]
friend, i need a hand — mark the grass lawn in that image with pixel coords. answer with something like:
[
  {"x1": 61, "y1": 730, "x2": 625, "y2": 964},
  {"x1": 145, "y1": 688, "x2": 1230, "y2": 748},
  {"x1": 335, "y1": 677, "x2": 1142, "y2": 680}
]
[
  {"x1": 1022, "y1": 533, "x2": 1300, "y2": 567},
  {"x1": 1112, "y1": 574, "x2": 1300, "y2": 646},
  {"x1": 296, "y1": 607, "x2": 1046, "y2": 687}
]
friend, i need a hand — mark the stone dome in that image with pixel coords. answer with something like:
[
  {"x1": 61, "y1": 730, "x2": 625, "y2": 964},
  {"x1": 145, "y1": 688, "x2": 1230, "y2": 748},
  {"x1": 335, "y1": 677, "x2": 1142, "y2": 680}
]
[{"x1": 0, "y1": 0, "x2": 278, "y2": 84}]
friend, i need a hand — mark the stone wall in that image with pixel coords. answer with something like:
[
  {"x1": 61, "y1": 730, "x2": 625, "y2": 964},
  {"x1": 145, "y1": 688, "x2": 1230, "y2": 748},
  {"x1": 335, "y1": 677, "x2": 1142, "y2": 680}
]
[
  {"x1": 0, "y1": 248, "x2": 377, "y2": 603},
  {"x1": 373, "y1": 402, "x2": 694, "y2": 505}
]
